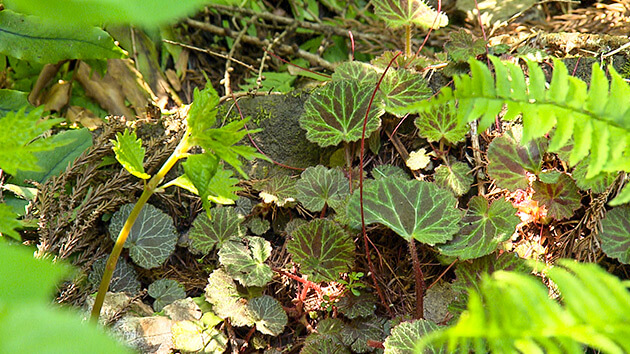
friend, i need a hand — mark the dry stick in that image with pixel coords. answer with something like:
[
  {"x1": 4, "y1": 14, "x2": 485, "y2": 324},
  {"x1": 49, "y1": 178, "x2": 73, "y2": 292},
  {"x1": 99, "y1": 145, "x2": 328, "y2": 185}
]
[
  {"x1": 469, "y1": 120, "x2": 486, "y2": 196},
  {"x1": 223, "y1": 15, "x2": 258, "y2": 94},
  {"x1": 186, "y1": 18, "x2": 336, "y2": 72},
  {"x1": 359, "y1": 53, "x2": 402, "y2": 318},
  {"x1": 162, "y1": 39, "x2": 257, "y2": 73}
]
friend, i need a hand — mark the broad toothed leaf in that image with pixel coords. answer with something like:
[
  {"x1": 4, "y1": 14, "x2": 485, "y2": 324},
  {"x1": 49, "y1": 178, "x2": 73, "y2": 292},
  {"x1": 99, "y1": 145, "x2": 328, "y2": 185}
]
[
  {"x1": 406, "y1": 148, "x2": 432, "y2": 170},
  {"x1": 341, "y1": 316, "x2": 386, "y2": 353},
  {"x1": 287, "y1": 219, "x2": 354, "y2": 282},
  {"x1": 204, "y1": 268, "x2": 252, "y2": 327},
  {"x1": 247, "y1": 217, "x2": 270, "y2": 235},
  {"x1": 248, "y1": 295, "x2": 288, "y2": 336},
  {"x1": 571, "y1": 160, "x2": 615, "y2": 194},
  {"x1": 255, "y1": 175, "x2": 297, "y2": 207},
  {"x1": 302, "y1": 318, "x2": 348, "y2": 354},
  {"x1": 332, "y1": 61, "x2": 379, "y2": 85},
  {"x1": 383, "y1": 319, "x2": 445, "y2": 354},
  {"x1": 434, "y1": 161, "x2": 473, "y2": 197},
  {"x1": 337, "y1": 293, "x2": 377, "y2": 319},
  {"x1": 111, "y1": 129, "x2": 150, "y2": 180},
  {"x1": 109, "y1": 203, "x2": 177, "y2": 269},
  {"x1": 599, "y1": 206, "x2": 630, "y2": 264},
  {"x1": 444, "y1": 29, "x2": 488, "y2": 62},
  {"x1": 438, "y1": 197, "x2": 519, "y2": 260},
  {"x1": 532, "y1": 174, "x2": 581, "y2": 220},
  {"x1": 187, "y1": 207, "x2": 245, "y2": 254},
  {"x1": 381, "y1": 69, "x2": 431, "y2": 116},
  {"x1": 415, "y1": 100, "x2": 468, "y2": 144},
  {"x1": 219, "y1": 236, "x2": 273, "y2": 287},
  {"x1": 295, "y1": 165, "x2": 350, "y2": 213},
  {"x1": 88, "y1": 257, "x2": 140, "y2": 294},
  {"x1": 148, "y1": 279, "x2": 186, "y2": 312},
  {"x1": 299, "y1": 80, "x2": 383, "y2": 147},
  {"x1": 347, "y1": 176, "x2": 462, "y2": 244},
  {"x1": 374, "y1": 0, "x2": 448, "y2": 29},
  {"x1": 182, "y1": 153, "x2": 219, "y2": 216}
]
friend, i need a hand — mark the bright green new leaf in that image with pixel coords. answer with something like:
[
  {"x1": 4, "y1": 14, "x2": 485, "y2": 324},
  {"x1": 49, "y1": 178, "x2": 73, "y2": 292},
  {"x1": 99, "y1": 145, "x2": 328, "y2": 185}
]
[
  {"x1": 111, "y1": 129, "x2": 150, "y2": 180},
  {"x1": 109, "y1": 203, "x2": 177, "y2": 269},
  {"x1": 248, "y1": 295, "x2": 288, "y2": 336},
  {"x1": 347, "y1": 176, "x2": 462, "y2": 244},
  {"x1": 0, "y1": 89, "x2": 30, "y2": 116},
  {"x1": 287, "y1": 219, "x2": 355, "y2": 282},
  {"x1": 415, "y1": 99, "x2": 468, "y2": 144},
  {"x1": 187, "y1": 86, "x2": 220, "y2": 138},
  {"x1": 0, "y1": 107, "x2": 64, "y2": 175},
  {"x1": 148, "y1": 279, "x2": 186, "y2": 312},
  {"x1": 295, "y1": 165, "x2": 349, "y2": 213},
  {"x1": 187, "y1": 207, "x2": 244, "y2": 254},
  {"x1": 0, "y1": 204, "x2": 21, "y2": 240},
  {"x1": 434, "y1": 161, "x2": 472, "y2": 196},
  {"x1": 218, "y1": 236, "x2": 273, "y2": 287},
  {"x1": 599, "y1": 206, "x2": 630, "y2": 264},
  {"x1": 438, "y1": 197, "x2": 519, "y2": 260},
  {"x1": 168, "y1": 165, "x2": 241, "y2": 206},
  {"x1": 299, "y1": 80, "x2": 384, "y2": 147},
  {"x1": 88, "y1": 257, "x2": 140, "y2": 294},
  {"x1": 384, "y1": 319, "x2": 444, "y2": 354},
  {"x1": 172, "y1": 320, "x2": 227, "y2": 353},
  {"x1": 183, "y1": 153, "x2": 219, "y2": 216},
  {"x1": 380, "y1": 68, "x2": 431, "y2": 116},
  {"x1": 373, "y1": 0, "x2": 448, "y2": 29},
  {"x1": 0, "y1": 10, "x2": 124, "y2": 64},
  {"x1": 4, "y1": 0, "x2": 209, "y2": 28},
  {"x1": 204, "y1": 268, "x2": 252, "y2": 327}
]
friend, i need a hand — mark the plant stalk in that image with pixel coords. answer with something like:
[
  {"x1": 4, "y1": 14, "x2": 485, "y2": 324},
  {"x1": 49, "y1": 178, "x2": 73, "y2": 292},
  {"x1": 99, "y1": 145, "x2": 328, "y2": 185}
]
[
  {"x1": 405, "y1": 25, "x2": 412, "y2": 58},
  {"x1": 408, "y1": 239, "x2": 425, "y2": 319},
  {"x1": 90, "y1": 131, "x2": 191, "y2": 322}
]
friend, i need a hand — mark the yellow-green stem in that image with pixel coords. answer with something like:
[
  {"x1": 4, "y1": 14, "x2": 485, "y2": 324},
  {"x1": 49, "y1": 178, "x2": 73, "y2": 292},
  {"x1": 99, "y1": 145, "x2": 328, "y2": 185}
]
[{"x1": 90, "y1": 130, "x2": 191, "y2": 322}]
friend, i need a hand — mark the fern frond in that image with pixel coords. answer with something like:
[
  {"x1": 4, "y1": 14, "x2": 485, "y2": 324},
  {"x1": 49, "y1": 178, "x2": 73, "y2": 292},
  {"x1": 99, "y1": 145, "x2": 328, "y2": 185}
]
[
  {"x1": 406, "y1": 56, "x2": 630, "y2": 205},
  {"x1": 415, "y1": 260, "x2": 630, "y2": 353}
]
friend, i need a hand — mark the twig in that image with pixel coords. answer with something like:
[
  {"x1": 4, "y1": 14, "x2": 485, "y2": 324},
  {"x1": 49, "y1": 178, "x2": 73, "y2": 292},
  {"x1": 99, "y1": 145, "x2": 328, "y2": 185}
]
[
  {"x1": 223, "y1": 15, "x2": 258, "y2": 94},
  {"x1": 162, "y1": 39, "x2": 257, "y2": 73}
]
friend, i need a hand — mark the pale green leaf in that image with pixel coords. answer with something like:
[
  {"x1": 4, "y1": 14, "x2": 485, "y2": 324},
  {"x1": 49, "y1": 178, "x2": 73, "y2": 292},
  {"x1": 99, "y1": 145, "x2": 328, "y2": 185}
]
[
  {"x1": 0, "y1": 204, "x2": 21, "y2": 240},
  {"x1": 248, "y1": 295, "x2": 288, "y2": 336},
  {"x1": 187, "y1": 207, "x2": 245, "y2": 254},
  {"x1": 406, "y1": 148, "x2": 432, "y2": 170},
  {"x1": 384, "y1": 319, "x2": 444, "y2": 354},
  {"x1": 415, "y1": 100, "x2": 468, "y2": 144},
  {"x1": 434, "y1": 161, "x2": 472, "y2": 196},
  {"x1": 182, "y1": 153, "x2": 219, "y2": 216},
  {"x1": 148, "y1": 279, "x2": 186, "y2": 312},
  {"x1": 219, "y1": 236, "x2": 273, "y2": 287},
  {"x1": 255, "y1": 175, "x2": 297, "y2": 207},
  {"x1": 373, "y1": 0, "x2": 448, "y2": 29},
  {"x1": 172, "y1": 320, "x2": 228, "y2": 353},
  {"x1": 111, "y1": 129, "x2": 150, "y2": 180},
  {"x1": 204, "y1": 268, "x2": 252, "y2": 327}
]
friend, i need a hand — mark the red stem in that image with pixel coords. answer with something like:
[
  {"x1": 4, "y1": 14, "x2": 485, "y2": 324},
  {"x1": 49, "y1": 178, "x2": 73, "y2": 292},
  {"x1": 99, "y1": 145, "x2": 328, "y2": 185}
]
[
  {"x1": 408, "y1": 239, "x2": 425, "y2": 319},
  {"x1": 262, "y1": 48, "x2": 332, "y2": 79}
]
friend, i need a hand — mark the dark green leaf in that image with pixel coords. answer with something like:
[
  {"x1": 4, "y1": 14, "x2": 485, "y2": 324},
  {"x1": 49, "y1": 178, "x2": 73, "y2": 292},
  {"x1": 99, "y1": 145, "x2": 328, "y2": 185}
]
[
  {"x1": 111, "y1": 129, "x2": 149, "y2": 180},
  {"x1": 532, "y1": 174, "x2": 581, "y2": 220},
  {"x1": 373, "y1": 0, "x2": 448, "y2": 29},
  {"x1": 341, "y1": 316, "x2": 386, "y2": 353},
  {"x1": 415, "y1": 100, "x2": 468, "y2": 143},
  {"x1": 88, "y1": 257, "x2": 140, "y2": 294},
  {"x1": 438, "y1": 197, "x2": 519, "y2": 260},
  {"x1": 337, "y1": 293, "x2": 377, "y2": 319},
  {"x1": 148, "y1": 279, "x2": 186, "y2": 312},
  {"x1": 248, "y1": 295, "x2": 288, "y2": 336},
  {"x1": 295, "y1": 165, "x2": 350, "y2": 213},
  {"x1": 599, "y1": 206, "x2": 630, "y2": 264},
  {"x1": 219, "y1": 236, "x2": 273, "y2": 287},
  {"x1": 383, "y1": 319, "x2": 445, "y2": 354},
  {"x1": 187, "y1": 207, "x2": 245, "y2": 254},
  {"x1": 109, "y1": 203, "x2": 177, "y2": 269},
  {"x1": 332, "y1": 61, "x2": 379, "y2": 85},
  {"x1": 372, "y1": 164, "x2": 409, "y2": 180},
  {"x1": 0, "y1": 89, "x2": 30, "y2": 116},
  {"x1": 287, "y1": 219, "x2": 355, "y2": 282},
  {"x1": 347, "y1": 176, "x2": 462, "y2": 244},
  {"x1": 572, "y1": 160, "x2": 615, "y2": 194},
  {"x1": 302, "y1": 318, "x2": 349, "y2": 354},
  {"x1": 381, "y1": 69, "x2": 431, "y2": 116},
  {"x1": 434, "y1": 161, "x2": 472, "y2": 197},
  {"x1": 444, "y1": 29, "x2": 487, "y2": 62},
  {"x1": 247, "y1": 218, "x2": 270, "y2": 235},
  {"x1": 0, "y1": 10, "x2": 124, "y2": 63},
  {"x1": 299, "y1": 80, "x2": 383, "y2": 147}
]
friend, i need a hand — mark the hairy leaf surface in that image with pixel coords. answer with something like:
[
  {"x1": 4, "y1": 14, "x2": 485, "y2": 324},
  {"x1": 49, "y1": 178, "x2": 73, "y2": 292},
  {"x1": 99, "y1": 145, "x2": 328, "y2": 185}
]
[
  {"x1": 255, "y1": 175, "x2": 297, "y2": 207},
  {"x1": 188, "y1": 207, "x2": 245, "y2": 254},
  {"x1": 248, "y1": 295, "x2": 288, "y2": 336},
  {"x1": 111, "y1": 129, "x2": 149, "y2": 180},
  {"x1": 599, "y1": 206, "x2": 630, "y2": 264},
  {"x1": 415, "y1": 100, "x2": 468, "y2": 143},
  {"x1": 373, "y1": 0, "x2": 448, "y2": 29},
  {"x1": 341, "y1": 317, "x2": 386, "y2": 353},
  {"x1": 380, "y1": 69, "x2": 431, "y2": 116},
  {"x1": 434, "y1": 161, "x2": 472, "y2": 196},
  {"x1": 295, "y1": 165, "x2": 349, "y2": 212},
  {"x1": 332, "y1": 61, "x2": 378, "y2": 85},
  {"x1": 532, "y1": 174, "x2": 581, "y2": 220},
  {"x1": 204, "y1": 268, "x2": 252, "y2": 327},
  {"x1": 219, "y1": 236, "x2": 273, "y2": 287},
  {"x1": 148, "y1": 279, "x2": 186, "y2": 312},
  {"x1": 89, "y1": 257, "x2": 140, "y2": 294},
  {"x1": 384, "y1": 319, "x2": 444, "y2": 353}
]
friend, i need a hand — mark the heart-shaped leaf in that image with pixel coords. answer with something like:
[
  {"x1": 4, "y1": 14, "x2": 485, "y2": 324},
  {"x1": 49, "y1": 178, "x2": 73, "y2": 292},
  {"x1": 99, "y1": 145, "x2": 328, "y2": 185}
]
[
  {"x1": 287, "y1": 219, "x2": 355, "y2": 282},
  {"x1": 247, "y1": 217, "x2": 270, "y2": 235},
  {"x1": 347, "y1": 176, "x2": 462, "y2": 244},
  {"x1": 299, "y1": 80, "x2": 383, "y2": 147},
  {"x1": 148, "y1": 279, "x2": 186, "y2": 312},
  {"x1": 487, "y1": 128, "x2": 548, "y2": 191},
  {"x1": 381, "y1": 68, "x2": 431, "y2": 116},
  {"x1": 219, "y1": 236, "x2": 273, "y2": 287},
  {"x1": 438, "y1": 197, "x2": 519, "y2": 260},
  {"x1": 383, "y1": 319, "x2": 445, "y2": 354},
  {"x1": 204, "y1": 268, "x2": 252, "y2": 327},
  {"x1": 247, "y1": 295, "x2": 288, "y2": 336},
  {"x1": 415, "y1": 100, "x2": 468, "y2": 144},
  {"x1": 599, "y1": 206, "x2": 630, "y2": 264},
  {"x1": 332, "y1": 61, "x2": 379, "y2": 85},
  {"x1": 373, "y1": 0, "x2": 448, "y2": 29},
  {"x1": 109, "y1": 203, "x2": 177, "y2": 269},
  {"x1": 111, "y1": 129, "x2": 150, "y2": 180},
  {"x1": 187, "y1": 207, "x2": 245, "y2": 254},
  {"x1": 88, "y1": 257, "x2": 140, "y2": 294},
  {"x1": 255, "y1": 175, "x2": 297, "y2": 207},
  {"x1": 532, "y1": 174, "x2": 581, "y2": 220},
  {"x1": 444, "y1": 29, "x2": 488, "y2": 62},
  {"x1": 295, "y1": 165, "x2": 350, "y2": 213},
  {"x1": 434, "y1": 161, "x2": 472, "y2": 196}
]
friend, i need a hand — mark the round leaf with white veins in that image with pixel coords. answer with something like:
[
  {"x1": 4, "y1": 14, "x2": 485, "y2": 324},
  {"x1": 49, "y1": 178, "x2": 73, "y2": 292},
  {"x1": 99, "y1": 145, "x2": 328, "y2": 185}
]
[
  {"x1": 599, "y1": 206, "x2": 630, "y2": 264},
  {"x1": 373, "y1": 0, "x2": 448, "y2": 29},
  {"x1": 287, "y1": 219, "x2": 355, "y2": 282},
  {"x1": 219, "y1": 236, "x2": 273, "y2": 287},
  {"x1": 347, "y1": 176, "x2": 462, "y2": 244},
  {"x1": 332, "y1": 61, "x2": 379, "y2": 85},
  {"x1": 188, "y1": 207, "x2": 244, "y2": 254},
  {"x1": 381, "y1": 69, "x2": 431, "y2": 116},
  {"x1": 438, "y1": 197, "x2": 519, "y2": 260},
  {"x1": 434, "y1": 161, "x2": 472, "y2": 197},
  {"x1": 109, "y1": 203, "x2": 177, "y2": 269},
  {"x1": 247, "y1": 217, "x2": 270, "y2": 235},
  {"x1": 532, "y1": 174, "x2": 581, "y2": 220},
  {"x1": 295, "y1": 165, "x2": 350, "y2": 213},
  {"x1": 148, "y1": 279, "x2": 186, "y2": 312},
  {"x1": 384, "y1": 319, "x2": 445, "y2": 354},
  {"x1": 248, "y1": 295, "x2": 288, "y2": 336},
  {"x1": 415, "y1": 100, "x2": 468, "y2": 144},
  {"x1": 254, "y1": 175, "x2": 297, "y2": 207},
  {"x1": 88, "y1": 257, "x2": 140, "y2": 294},
  {"x1": 299, "y1": 80, "x2": 383, "y2": 147}
]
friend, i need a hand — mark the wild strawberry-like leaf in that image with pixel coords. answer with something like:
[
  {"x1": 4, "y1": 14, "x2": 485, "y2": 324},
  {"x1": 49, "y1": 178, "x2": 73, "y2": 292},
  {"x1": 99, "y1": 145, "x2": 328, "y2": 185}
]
[
  {"x1": 332, "y1": 61, "x2": 379, "y2": 85},
  {"x1": 247, "y1": 295, "x2": 288, "y2": 336},
  {"x1": 449, "y1": 252, "x2": 528, "y2": 315},
  {"x1": 381, "y1": 69, "x2": 431, "y2": 116},
  {"x1": 383, "y1": 319, "x2": 445, "y2": 354},
  {"x1": 373, "y1": 0, "x2": 449, "y2": 29},
  {"x1": 88, "y1": 257, "x2": 140, "y2": 294},
  {"x1": 599, "y1": 206, "x2": 630, "y2": 264},
  {"x1": 487, "y1": 128, "x2": 548, "y2": 191},
  {"x1": 247, "y1": 217, "x2": 270, "y2": 235},
  {"x1": 438, "y1": 197, "x2": 519, "y2": 260},
  {"x1": 434, "y1": 161, "x2": 472, "y2": 197},
  {"x1": 219, "y1": 236, "x2": 273, "y2": 287},
  {"x1": 299, "y1": 80, "x2": 383, "y2": 147},
  {"x1": 295, "y1": 165, "x2": 350, "y2": 213},
  {"x1": 337, "y1": 293, "x2": 377, "y2": 319},
  {"x1": 341, "y1": 316, "x2": 386, "y2": 353},
  {"x1": 287, "y1": 219, "x2": 355, "y2": 282},
  {"x1": 109, "y1": 203, "x2": 177, "y2": 269},
  {"x1": 572, "y1": 160, "x2": 616, "y2": 194},
  {"x1": 171, "y1": 164, "x2": 241, "y2": 206},
  {"x1": 111, "y1": 129, "x2": 150, "y2": 180},
  {"x1": 204, "y1": 268, "x2": 252, "y2": 327},
  {"x1": 171, "y1": 320, "x2": 227, "y2": 353},
  {"x1": 444, "y1": 29, "x2": 488, "y2": 62},
  {"x1": 415, "y1": 99, "x2": 468, "y2": 144},
  {"x1": 347, "y1": 176, "x2": 462, "y2": 244},
  {"x1": 255, "y1": 175, "x2": 297, "y2": 207},
  {"x1": 372, "y1": 164, "x2": 409, "y2": 180},
  {"x1": 302, "y1": 318, "x2": 349, "y2": 354},
  {"x1": 187, "y1": 207, "x2": 245, "y2": 254},
  {"x1": 148, "y1": 279, "x2": 186, "y2": 312},
  {"x1": 182, "y1": 153, "x2": 219, "y2": 216},
  {"x1": 532, "y1": 174, "x2": 581, "y2": 220}
]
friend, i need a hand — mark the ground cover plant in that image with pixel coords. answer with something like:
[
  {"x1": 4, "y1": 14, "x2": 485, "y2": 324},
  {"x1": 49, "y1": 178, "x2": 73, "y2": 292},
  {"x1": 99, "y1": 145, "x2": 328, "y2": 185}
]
[{"x1": 1, "y1": 0, "x2": 630, "y2": 353}]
